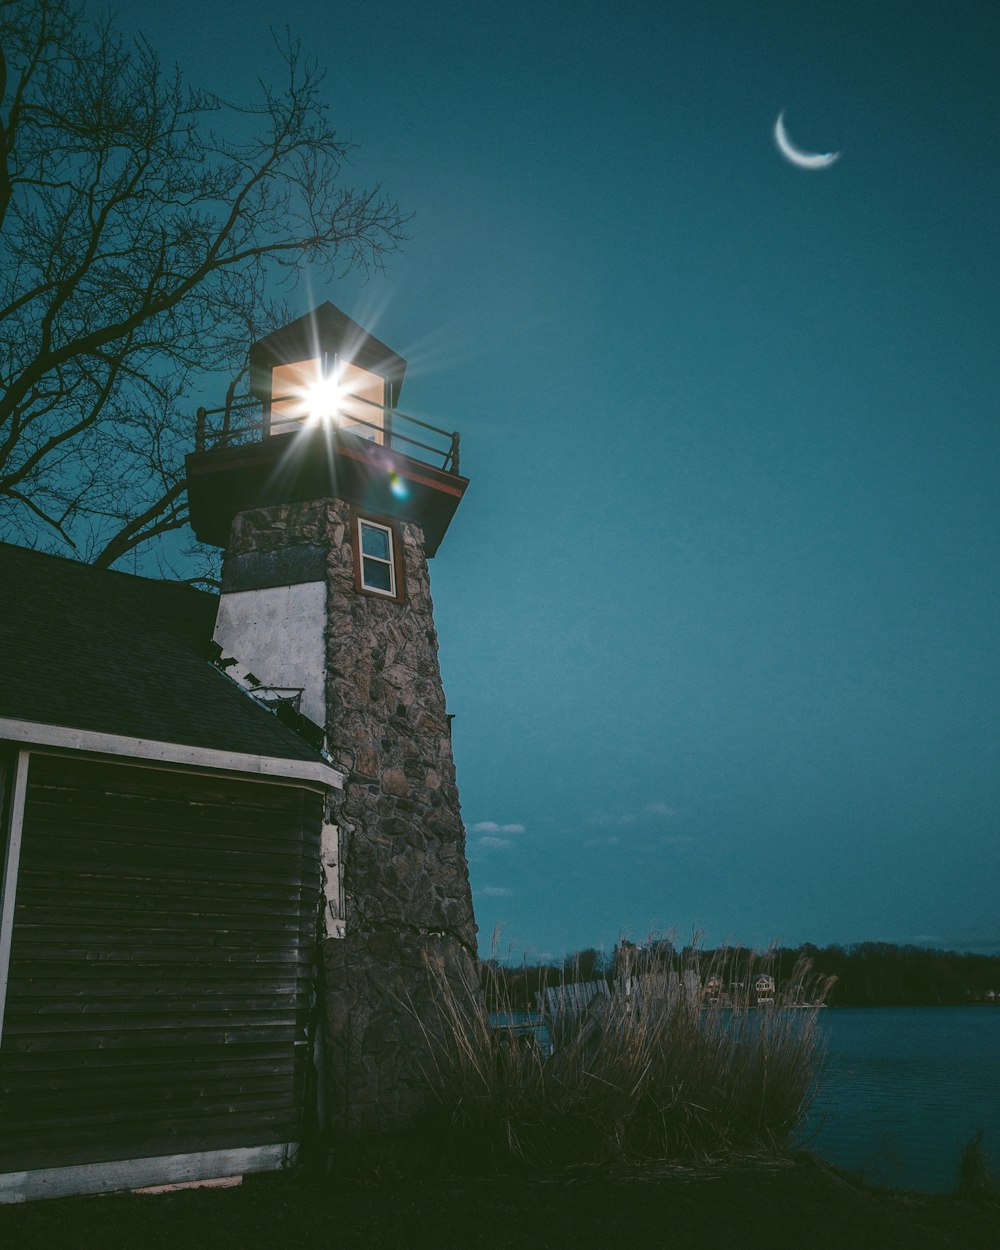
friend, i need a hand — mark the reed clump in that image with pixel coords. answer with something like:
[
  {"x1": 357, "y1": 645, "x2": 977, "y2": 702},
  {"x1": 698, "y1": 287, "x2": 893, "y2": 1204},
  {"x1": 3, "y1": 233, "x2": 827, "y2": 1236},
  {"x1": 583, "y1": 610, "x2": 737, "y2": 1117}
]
[
  {"x1": 955, "y1": 1131, "x2": 999, "y2": 1203},
  {"x1": 411, "y1": 941, "x2": 833, "y2": 1173}
]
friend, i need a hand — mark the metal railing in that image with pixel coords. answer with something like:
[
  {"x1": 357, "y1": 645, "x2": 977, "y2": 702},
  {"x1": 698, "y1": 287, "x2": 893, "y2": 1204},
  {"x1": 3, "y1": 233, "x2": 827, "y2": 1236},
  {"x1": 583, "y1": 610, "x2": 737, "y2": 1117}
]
[{"x1": 195, "y1": 390, "x2": 461, "y2": 475}]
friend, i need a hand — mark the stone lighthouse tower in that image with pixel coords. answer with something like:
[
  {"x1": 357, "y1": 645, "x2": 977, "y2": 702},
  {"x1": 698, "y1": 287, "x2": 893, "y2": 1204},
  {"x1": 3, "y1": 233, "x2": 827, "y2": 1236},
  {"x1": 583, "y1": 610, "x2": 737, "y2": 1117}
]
[{"x1": 185, "y1": 302, "x2": 478, "y2": 1142}]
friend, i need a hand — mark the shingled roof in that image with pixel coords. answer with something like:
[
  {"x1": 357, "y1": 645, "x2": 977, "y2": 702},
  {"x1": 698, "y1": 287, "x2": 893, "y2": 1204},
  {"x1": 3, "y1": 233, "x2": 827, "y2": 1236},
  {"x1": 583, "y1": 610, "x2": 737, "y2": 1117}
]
[{"x1": 0, "y1": 542, "x2": 329, "y2": 769}]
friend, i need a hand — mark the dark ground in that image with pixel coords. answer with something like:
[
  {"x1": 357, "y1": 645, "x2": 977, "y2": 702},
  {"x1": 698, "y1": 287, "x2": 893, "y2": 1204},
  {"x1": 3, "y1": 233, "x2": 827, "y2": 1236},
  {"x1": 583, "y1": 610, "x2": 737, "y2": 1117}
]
[{"x1": 1, "y1": 1155, "x2": 998, "y2": 1250}]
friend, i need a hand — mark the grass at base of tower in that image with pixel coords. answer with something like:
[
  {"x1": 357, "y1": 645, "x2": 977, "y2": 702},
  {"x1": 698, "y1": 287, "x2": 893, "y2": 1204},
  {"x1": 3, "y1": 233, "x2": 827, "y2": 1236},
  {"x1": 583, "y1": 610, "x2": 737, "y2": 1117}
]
[
  {"x1": 2, "y1": 1154, "x2": 997, "y2": 1250},
  {"x1": 410, "y1": 945, "x2": 833, "y2": 1171}
]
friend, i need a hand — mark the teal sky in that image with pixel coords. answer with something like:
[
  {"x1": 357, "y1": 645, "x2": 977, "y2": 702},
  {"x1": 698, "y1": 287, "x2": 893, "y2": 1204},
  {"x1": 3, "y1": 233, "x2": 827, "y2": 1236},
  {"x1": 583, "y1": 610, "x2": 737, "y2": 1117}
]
[{"x1": 121, "y1": 1, "x2": 999, "y2": 958}]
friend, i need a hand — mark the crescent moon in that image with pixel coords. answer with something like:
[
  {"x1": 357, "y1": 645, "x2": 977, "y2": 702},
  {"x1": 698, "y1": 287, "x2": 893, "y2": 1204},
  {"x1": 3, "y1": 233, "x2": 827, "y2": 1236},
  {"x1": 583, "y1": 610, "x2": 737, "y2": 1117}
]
[{"x1": 774, "y1": 111, "x2": 840, "y2": 170}]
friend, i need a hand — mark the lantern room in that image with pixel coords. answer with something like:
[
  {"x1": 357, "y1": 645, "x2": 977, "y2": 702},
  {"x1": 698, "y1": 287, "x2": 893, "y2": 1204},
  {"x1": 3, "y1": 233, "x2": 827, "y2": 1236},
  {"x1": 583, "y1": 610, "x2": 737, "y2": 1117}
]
[{"x1": 249, "y1": 302, "x2": 407, "y2": 444}]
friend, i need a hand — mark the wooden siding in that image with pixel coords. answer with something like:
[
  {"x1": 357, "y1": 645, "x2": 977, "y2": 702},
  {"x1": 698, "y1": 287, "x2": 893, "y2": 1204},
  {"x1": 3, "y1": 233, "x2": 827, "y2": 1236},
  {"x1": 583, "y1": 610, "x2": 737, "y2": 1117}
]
[{"x1": 0, "y1": 754, "x2": 322, "y2": 1174}]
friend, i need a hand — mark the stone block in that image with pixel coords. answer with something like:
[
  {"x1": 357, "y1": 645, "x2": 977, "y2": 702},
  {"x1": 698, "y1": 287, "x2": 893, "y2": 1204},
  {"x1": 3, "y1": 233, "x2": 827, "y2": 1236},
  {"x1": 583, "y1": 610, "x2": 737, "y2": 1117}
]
[
  {"x1": 354, "y1": 745, "x2": 379, "y2": 779},
  {"x1": 366, "y1": 929, "x2": 399, "y2": 960},
  {"x1": 381, "y1": 768, "x2": 409, "y2": 797}
]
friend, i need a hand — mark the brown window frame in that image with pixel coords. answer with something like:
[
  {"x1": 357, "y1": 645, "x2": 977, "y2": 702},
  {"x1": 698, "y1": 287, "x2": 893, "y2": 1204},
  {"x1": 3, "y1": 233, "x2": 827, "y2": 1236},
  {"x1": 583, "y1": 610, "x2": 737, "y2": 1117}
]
[{"x1": 351, "y1": 509, "x2": 406, "y2": 603}]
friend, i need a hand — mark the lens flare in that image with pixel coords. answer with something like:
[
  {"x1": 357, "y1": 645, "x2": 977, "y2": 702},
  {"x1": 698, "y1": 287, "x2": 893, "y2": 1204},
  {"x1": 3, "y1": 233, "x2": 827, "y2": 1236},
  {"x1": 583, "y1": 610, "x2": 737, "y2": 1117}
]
[
  {"x1": 389, "y1": 472, "x2": 409, "y2": 500},
  {"x1": 304, "y1": 371, "x2": 343, "y2": 424}
]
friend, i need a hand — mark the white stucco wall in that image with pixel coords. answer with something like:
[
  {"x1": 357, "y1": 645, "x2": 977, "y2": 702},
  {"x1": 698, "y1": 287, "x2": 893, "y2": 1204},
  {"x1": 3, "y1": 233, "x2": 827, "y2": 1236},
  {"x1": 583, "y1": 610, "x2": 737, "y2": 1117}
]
[{"x1": 213, "y1": 582, "x2": 327, "y2": 727}]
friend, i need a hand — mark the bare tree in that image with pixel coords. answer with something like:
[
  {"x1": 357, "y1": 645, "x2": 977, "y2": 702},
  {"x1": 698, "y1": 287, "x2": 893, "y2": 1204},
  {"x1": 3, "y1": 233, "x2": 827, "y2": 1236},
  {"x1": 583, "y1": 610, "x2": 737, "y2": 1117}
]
[{"x1": 0, "y1": 0, "x2": 408, "y2": 572}]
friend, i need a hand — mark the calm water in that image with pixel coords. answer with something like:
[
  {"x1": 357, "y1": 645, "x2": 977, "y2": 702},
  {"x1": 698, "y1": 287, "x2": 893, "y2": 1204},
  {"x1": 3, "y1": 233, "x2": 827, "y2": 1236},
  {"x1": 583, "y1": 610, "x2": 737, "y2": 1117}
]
[{"x1": 801, "y1": 1007, "x2": 1000, "y2": 1193}]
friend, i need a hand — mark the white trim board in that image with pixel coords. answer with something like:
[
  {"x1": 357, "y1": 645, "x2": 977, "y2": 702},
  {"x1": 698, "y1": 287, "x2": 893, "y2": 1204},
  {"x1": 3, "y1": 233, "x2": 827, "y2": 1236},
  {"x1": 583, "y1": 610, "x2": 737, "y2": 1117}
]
[
  {"x1": 0, "y1": 750, "x2": 29, "y2": 1041},
  {"x1": 0, "y1": 1142, "x2": 297, "y2": 1204},
  {"x1": 0, "y1": 717, "x2": 343, "y2": 790}
]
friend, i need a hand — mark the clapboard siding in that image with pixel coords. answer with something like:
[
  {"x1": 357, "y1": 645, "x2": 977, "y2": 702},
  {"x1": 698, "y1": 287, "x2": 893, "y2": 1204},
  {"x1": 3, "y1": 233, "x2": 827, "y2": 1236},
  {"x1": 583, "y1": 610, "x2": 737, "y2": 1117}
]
[
  {"x1": 1, "y1": 1041, "x2": 295, "y2": 1079},
  {"x1": 0, "y1": 754, "x2": 323, "y2": 1174}
]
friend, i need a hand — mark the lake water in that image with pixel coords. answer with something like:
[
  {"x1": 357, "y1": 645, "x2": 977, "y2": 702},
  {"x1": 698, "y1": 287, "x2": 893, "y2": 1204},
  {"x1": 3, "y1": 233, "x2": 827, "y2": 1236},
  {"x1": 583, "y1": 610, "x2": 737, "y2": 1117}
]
[{"x1": 801, "y1": 1006, "x2": 1000, "y2": 1193}]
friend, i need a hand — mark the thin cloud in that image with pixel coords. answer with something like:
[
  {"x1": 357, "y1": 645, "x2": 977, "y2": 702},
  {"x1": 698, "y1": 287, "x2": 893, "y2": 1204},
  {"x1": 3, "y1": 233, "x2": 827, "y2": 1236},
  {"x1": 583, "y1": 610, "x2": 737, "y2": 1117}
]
[
  {"x1": 590, "y1": 813, "x2": 638, "y2": 828},
  {"x1": 479, "y1": 886, "x2": 512, "y2": 897},
  {"x1": 471, "y1": 821, "x2": 526, "y2": 834},
  {"x1": 591, "y1": 803, "x2": 678, "y2": 828},
  {"x1": 586, "y1": 835, "x2": 621, "y2": 847},
  {"x1": 478, "y1": 836, "x2": 513, "y2": 850}
]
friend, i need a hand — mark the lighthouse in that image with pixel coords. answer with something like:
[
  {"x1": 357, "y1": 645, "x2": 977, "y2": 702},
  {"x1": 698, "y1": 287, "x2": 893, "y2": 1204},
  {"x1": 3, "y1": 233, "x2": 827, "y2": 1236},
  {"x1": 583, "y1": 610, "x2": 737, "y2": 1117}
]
[{"x1": 186, "y1": 302, "x2": 478, "y2": 1141}]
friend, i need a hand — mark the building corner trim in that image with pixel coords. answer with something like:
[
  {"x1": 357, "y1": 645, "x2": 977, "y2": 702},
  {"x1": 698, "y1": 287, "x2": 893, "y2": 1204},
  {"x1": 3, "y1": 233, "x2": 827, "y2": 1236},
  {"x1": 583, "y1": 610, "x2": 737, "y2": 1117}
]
[{"x1": 0, "y1": 749, "x2": 29, "y2": 1043}]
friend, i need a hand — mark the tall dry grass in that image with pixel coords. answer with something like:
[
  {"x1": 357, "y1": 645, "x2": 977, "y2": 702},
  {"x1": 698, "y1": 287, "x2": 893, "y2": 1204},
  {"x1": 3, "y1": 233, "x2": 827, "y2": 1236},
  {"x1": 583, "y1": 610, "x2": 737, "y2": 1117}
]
[{"x1": 410, "y1": 943, "x2": 833, "y2": 1173}]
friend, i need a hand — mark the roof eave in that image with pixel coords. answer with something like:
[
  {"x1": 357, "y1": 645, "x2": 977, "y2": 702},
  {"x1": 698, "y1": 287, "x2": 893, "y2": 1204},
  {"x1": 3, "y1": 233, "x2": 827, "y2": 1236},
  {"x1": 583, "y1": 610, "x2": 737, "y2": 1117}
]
[{"x1": 0, "y1": 717, "x2": 345, "y2": 791}]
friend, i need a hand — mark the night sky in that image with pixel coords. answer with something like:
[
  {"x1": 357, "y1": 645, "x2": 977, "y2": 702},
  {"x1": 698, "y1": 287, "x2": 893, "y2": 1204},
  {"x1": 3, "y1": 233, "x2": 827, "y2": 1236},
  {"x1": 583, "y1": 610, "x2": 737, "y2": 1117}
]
[{"x1": 119, "y1": 2, "x2": 999, "y2": 959}]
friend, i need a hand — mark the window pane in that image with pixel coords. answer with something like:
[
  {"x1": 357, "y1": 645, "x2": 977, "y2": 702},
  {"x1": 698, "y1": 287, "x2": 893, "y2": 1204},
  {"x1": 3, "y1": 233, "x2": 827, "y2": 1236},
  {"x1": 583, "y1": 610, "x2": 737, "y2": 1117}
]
[
  {"x1": 338, "y1": 362, "x2": 385, "y2": 444},
  {"x1": 361, "y1": 524, "x2": 390, "y2": 560},
  {"x1": 271, "y1": 357, "x2": 322, "y2": 427},
  {"x1": 362, "y1": 557, "x2": 393, "y2": 592}
]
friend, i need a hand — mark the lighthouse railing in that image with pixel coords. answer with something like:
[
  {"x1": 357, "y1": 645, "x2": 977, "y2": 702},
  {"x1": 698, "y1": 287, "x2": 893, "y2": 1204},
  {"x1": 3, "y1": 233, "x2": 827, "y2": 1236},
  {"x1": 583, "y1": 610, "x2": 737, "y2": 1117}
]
[{"x1": 195, "y1": 393, "x2": 462, "y2": 475}]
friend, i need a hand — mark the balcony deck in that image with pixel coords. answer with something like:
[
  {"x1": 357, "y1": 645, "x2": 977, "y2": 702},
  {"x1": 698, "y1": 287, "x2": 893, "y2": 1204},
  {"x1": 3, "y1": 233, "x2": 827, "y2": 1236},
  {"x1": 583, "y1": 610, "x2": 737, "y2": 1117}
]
[{"x1": 185, "y1": 398, "x2": 467, "y2": 556}]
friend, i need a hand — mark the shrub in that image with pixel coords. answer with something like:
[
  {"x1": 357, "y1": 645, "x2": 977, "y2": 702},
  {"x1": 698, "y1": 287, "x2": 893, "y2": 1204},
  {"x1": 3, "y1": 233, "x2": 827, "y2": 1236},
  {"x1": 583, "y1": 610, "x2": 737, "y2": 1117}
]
[{"x1": 409, "y1": 942, "x2": 833, "y2": 1173}]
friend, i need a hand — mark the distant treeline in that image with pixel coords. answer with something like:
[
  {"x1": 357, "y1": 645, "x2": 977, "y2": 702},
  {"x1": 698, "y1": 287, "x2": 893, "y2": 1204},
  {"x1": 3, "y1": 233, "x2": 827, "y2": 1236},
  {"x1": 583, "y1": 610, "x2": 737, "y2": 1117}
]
[
  {"x1": 778, "y1": 943, "x2": 1000, "y2": 1007},
  {"x1": 482, "y1": 941, "x2": 1000, "y2": 1010}
]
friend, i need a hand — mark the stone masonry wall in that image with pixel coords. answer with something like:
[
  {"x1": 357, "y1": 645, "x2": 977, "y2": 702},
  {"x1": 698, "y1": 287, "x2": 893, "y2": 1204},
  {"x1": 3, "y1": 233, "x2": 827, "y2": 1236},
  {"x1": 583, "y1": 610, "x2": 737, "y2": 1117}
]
[{"x1": 225, "y1": 498, "x2": 479, "y2": 1142}]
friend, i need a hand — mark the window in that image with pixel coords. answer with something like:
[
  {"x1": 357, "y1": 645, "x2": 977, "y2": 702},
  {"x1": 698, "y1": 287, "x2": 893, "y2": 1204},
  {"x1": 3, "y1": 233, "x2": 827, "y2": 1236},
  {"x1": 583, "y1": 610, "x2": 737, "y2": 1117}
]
[{"x1": 355, "y1": 516, "x2": 403, "y2": 600}]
